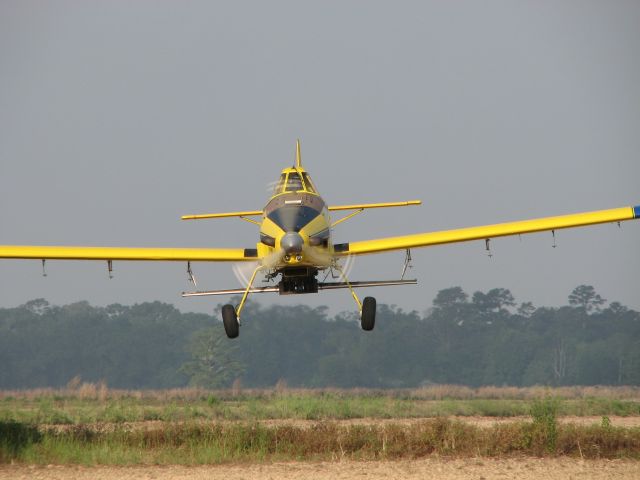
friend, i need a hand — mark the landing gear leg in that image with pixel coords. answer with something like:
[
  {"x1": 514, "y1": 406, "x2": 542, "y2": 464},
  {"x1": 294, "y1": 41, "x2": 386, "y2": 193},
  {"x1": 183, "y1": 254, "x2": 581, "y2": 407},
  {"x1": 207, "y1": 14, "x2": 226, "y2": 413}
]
[
  {"x1": 334, "y1": 263, "x2": 376, "y2": 331},
  {"x1": 221, "y1": 265, "x2": 262, "y2": 339}
]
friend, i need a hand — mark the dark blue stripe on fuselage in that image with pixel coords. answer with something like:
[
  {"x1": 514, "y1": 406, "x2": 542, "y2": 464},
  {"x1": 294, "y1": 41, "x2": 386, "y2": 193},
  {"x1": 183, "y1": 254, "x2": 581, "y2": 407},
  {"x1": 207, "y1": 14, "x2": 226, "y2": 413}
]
[
  {"x1": 634, "y1": 205, "x2": 640, "y2": 219},
  {"x1": 267, "y1": 205, "x2": 320, "y2": 232}
]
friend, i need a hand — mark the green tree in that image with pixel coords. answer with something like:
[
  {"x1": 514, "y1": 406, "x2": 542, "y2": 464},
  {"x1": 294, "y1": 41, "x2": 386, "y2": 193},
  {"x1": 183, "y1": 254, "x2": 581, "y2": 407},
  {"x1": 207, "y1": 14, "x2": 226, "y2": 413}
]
[
  {"x1": 433, "y1": 287, "x2": 468, "y2": 308},
  {"x1": 517, "y1": 301, "x2": 536, "y2": 317},
  {"x1": 607, "y1": 302, "x2": 628, "y2": 315},
  {"x1": 472, "y1": 288, "x2": 516, "y2": 314},
  {"x1": 23, "y1": 299, "x2": 50, "y2": 316},
  {"x1": 568, "y1": 285, "x2": 606, "y2": 313},
  {"x1": 180, "y1": 328, "x2": 244, "y2": 388}
]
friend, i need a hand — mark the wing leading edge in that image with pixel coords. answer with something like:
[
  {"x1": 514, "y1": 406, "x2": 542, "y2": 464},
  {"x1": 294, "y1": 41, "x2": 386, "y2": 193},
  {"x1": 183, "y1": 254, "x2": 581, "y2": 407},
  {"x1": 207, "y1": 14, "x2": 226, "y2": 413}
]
[
  {"x1": 0, "y1": 245, "x2": 258, "y2": 262},
  {"x1": 336, "y1": 205, "x2": 640, "y2": 256}
]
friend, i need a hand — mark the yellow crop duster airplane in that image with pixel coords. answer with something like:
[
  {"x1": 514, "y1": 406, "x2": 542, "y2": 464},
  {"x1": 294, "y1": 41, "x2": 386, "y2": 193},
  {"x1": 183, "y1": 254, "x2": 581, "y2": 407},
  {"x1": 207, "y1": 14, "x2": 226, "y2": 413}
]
[{"x1": 1, "y1": 141, "x2": 639, "y2": 338}]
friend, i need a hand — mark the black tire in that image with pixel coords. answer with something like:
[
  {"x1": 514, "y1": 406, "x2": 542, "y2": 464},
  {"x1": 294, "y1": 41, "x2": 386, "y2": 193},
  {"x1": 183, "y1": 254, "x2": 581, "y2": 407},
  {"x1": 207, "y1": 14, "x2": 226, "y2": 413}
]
[
  {"x1": 222, "y1": 304, "x2": 239, "y2": 338},
  {"x1": 360, "y1": 296, "x2": 376, "y2": 331}
]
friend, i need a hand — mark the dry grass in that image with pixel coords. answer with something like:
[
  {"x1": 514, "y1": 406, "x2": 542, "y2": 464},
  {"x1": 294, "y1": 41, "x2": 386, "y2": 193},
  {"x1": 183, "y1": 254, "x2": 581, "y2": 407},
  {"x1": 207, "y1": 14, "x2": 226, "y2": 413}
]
[
  {"x1": 1, "y1": 384, "x2": 639, "y2": 402},
  {"x1": 2, "y1": 418, "x2": 639, "y2": 465},
  {"x1": 2, "y1": 385, "x2": 639, "y2": 427}
]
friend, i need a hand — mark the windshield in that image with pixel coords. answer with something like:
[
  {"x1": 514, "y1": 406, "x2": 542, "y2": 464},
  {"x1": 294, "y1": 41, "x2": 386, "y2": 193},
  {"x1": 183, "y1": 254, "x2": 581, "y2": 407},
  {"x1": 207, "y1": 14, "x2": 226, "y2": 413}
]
[
  {"x1": 273, "y1": 174, "x2": 286, "y2": 195},
  {"x1": 301, "y1": 173, "x2": 317, "y2": 194},
  {"x1": 285, "y1": 172, "x2": 303, "y2": 192}
]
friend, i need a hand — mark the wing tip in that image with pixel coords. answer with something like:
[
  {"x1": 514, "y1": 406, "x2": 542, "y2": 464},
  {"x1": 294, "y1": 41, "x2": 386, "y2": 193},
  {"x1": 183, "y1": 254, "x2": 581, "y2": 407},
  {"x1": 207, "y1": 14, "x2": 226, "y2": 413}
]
[{"x1": 634, "y1": 205, "x2": 640, "y2": 219}]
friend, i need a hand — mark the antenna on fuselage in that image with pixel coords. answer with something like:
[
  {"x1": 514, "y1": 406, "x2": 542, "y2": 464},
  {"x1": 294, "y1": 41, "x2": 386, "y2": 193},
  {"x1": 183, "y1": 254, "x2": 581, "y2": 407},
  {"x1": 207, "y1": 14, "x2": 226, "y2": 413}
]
[{"x1": 295, "y1": 139, "x2": 302, "y2": 168}]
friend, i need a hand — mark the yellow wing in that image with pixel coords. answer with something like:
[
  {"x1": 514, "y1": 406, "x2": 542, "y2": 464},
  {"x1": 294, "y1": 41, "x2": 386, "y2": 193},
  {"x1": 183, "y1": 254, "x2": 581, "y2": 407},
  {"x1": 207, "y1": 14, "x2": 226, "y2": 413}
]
[
  {"x1": 181, "y1": 210, "x2": 262, "y2": 220},
  {"x1": 0, "y1": 245, "x2": 258, "y2": 262},
  {"x1": 328, "y1": 200, "x2": 421, "y2": 211},
  {"x1": 335, "y1": 205, "x2": 640, "y2": 256}
]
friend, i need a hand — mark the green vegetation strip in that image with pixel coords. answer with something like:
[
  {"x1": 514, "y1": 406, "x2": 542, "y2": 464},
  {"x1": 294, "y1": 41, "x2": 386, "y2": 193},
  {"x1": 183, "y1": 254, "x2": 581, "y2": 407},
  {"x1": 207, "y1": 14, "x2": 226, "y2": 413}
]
[
  {"x1": 1, "y1": 418, "x2": 639, "y2": 465},
  {"x1": 2, "y1": 394, "x2": 639, "y2": 425}
]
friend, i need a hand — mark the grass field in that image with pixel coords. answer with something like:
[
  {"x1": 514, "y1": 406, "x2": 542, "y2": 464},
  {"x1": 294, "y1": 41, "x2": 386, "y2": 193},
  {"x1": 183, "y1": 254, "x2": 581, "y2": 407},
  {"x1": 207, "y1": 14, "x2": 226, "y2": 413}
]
[
  {"x1": 2, "y1": 385, "x2": 639, "y2": 424},
  {"x1": 1, "y1": 385, "x2": 639, "y2": 465}
]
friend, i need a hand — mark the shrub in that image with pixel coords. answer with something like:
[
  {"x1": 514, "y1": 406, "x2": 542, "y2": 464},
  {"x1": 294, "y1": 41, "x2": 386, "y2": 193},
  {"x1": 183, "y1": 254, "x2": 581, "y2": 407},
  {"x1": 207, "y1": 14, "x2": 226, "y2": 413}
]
[{"x1": 530, "y1": 397, "x2": 559, "y2": 453}]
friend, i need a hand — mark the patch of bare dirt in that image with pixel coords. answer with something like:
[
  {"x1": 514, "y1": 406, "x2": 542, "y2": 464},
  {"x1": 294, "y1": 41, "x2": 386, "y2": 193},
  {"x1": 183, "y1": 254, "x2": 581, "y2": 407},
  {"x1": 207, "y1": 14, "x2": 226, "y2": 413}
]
[
  {"x1": 452, "y1": 415, "x2": 640, "y2": 428},
  {"x1": 40, "y1": 415, "x2": 640, "y2": 434},
  {"x1": 246, "y1": 415, "x2": 640, "y2": 430},
  {"x1": 2, "y1": 458, "x2": 639, "y2": 480}
]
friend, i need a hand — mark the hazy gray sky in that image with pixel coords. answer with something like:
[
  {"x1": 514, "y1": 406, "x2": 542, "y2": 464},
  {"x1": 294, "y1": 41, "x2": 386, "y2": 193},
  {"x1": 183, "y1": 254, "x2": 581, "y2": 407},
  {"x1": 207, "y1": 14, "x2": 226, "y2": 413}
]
[{"x1": 1, "y1": 1, "x2": 638, "y2": 316}]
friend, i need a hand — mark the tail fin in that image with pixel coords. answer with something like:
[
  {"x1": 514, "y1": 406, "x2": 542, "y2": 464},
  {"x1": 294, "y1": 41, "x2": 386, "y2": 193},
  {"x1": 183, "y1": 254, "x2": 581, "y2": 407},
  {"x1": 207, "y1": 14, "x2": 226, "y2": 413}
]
[{"x1": 295, "y1": 139, "x2": 302, "y2": 168}]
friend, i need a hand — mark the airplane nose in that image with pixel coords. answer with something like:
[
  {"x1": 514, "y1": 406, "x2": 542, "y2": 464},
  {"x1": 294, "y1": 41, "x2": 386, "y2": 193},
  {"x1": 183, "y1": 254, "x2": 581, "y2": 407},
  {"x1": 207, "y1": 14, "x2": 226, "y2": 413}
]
[{"x1": 280, "y1": 232, "x2": 304, "y2": 254}]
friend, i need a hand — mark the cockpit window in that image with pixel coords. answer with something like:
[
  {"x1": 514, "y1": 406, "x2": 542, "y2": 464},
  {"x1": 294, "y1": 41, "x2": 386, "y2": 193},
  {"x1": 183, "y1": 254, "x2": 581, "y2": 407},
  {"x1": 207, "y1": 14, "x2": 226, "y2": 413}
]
[
  {"x1": 285, "y1": 172, "x2": 303, "y2": 192},
  {"x1": 274, "y1": 174, "x2": 286, "y2": 195},
  {"x1": 301, "y1": 173, "x2": 317, "y2": 194},
  {"x1": 273, "y1": 171, "x2": 319, "y2": 195}
]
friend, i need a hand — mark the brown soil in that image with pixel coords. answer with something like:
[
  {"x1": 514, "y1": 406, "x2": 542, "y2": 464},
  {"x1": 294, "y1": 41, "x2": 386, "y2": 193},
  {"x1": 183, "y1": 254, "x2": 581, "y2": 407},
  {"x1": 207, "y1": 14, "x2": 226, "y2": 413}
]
[
  {"x1": 258, "y1": 415, "x2": 640, "y2": 428},
  {"x1": 2, "y1": 458, "x2": 639, "y2": 480}
]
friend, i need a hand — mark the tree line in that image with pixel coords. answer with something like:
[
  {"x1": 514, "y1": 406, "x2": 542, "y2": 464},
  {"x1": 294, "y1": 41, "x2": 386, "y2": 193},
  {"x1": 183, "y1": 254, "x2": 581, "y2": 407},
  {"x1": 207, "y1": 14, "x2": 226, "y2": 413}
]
[{"x1": 0, "y1": 285, "x2": 638, "y2": 389}]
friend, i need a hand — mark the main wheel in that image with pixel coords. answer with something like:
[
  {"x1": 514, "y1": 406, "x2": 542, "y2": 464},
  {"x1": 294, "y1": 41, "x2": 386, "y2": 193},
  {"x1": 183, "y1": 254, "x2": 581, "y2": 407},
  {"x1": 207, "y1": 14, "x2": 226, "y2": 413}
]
[
  {"x1": 360, "y1": 296, "x2": 376, "y2": 331},
  {"x1": 222, "y1": 304, "x2": 239, "y2": 338}
]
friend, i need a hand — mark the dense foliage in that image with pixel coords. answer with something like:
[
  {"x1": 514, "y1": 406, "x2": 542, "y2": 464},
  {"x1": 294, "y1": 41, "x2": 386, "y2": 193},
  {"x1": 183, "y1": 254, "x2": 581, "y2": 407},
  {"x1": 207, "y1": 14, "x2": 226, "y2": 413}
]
[{"x1": 0, "y1": 286, "x2": 638, "y2": 389}]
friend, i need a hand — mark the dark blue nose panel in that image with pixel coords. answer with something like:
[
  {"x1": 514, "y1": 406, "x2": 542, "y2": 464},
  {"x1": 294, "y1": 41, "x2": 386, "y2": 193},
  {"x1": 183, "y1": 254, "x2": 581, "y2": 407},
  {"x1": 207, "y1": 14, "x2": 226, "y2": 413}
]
[
  {"x1": 634, "y1": 205, "x2": 640, "y2": 219},
  {"x1": 267, "y1": 206, "x2": 319, "y2": 232}
]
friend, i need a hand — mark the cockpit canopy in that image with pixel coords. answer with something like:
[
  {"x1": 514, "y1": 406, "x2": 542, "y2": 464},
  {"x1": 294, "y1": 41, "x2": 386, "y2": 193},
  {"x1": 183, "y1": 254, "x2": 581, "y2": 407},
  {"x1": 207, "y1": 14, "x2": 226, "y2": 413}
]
[{"x1": 273, "y1": 170, "x2": 318, "y2": 195}]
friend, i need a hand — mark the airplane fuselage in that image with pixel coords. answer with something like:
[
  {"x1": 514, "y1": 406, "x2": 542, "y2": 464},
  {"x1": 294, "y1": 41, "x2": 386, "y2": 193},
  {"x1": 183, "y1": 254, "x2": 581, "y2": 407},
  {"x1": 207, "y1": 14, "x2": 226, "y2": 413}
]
[
  {"x1": 256, "y1": 165, "x2": 334, "y2": 293},
  {"x1": 260, "y1": 190, "x2": 331, "y2": 260}
]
